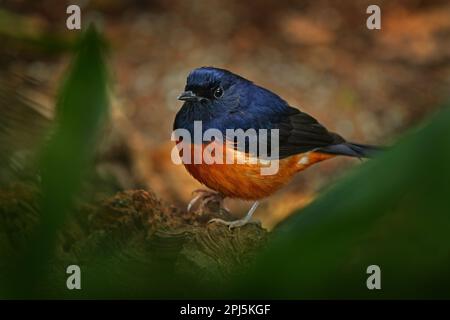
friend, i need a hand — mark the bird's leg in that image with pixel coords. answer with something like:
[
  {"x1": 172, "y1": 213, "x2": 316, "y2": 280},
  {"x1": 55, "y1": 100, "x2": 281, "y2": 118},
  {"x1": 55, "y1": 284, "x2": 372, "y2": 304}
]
[
  {"x1": 209, "y1": 201, "x2": 260, "y2": 229},
  {"x1": 187, "y1": 189, "x2": 228, "y2": 214}
]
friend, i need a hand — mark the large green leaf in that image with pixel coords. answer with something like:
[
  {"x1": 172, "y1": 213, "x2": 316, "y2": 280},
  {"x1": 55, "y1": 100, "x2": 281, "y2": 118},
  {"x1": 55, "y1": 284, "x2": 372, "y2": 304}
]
[
  {"x1": 233, "y1": 105, "x2": 450, "y2": 299},
  {"x1": 4, "y1": 26, "x2": 109, "y2": 298}
]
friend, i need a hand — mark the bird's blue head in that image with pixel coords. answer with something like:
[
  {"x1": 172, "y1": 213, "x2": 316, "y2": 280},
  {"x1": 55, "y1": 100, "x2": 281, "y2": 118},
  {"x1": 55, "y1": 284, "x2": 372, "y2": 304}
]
[
  {"x1": 178, "y1": 67, "x2": 249, "y2": 110},
  {"x1": 174, "y1": 67, "x2": 251, "y2": 131},
  {"x1": 174, "y1": 67, "x2": 289, "y2": 133}
]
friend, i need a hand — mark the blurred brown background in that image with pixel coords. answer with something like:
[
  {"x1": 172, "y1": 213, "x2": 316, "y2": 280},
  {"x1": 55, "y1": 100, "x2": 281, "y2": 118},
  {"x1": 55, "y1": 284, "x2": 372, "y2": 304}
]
[{"x1": 2, "y1": 0, "x2": 450, "y2": 228}]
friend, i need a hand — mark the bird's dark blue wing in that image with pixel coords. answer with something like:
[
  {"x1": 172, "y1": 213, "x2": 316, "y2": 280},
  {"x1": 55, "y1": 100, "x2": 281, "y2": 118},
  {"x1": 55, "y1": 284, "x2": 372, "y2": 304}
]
[
  {"x1": 275, "y1": 106, "x2": 344, "y2": 158},
  {"x1": 227, "y1": 106, "x2": 344, "y2": 159}
]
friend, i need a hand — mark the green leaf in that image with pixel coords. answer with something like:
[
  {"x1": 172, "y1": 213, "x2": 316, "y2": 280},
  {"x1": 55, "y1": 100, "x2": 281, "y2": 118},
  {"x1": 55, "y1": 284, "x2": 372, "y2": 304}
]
[
  {"x1": 7, "y1": 25, "x2": 109, "y2": 298},
  {"x1": 233, "y1": 105, "x2": 450, "y2": 299}
]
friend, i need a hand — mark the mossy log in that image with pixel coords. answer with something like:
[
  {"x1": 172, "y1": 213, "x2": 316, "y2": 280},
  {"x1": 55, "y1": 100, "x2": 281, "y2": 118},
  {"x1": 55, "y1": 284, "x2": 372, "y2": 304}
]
[{"x1": 0, "y1": 183, "x2": 268, "y2": 293}]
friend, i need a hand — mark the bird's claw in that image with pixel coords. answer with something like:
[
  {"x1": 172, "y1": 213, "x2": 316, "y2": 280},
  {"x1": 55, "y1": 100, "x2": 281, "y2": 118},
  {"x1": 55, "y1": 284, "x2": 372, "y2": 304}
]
[
  {"x1": 208, "y1": 217, "x2": 260, "y2": 230},
  {"x1": 187, "y1": 194, "x2": 202, "y2": 212},
  {"x1": 187, "y1": 189, "x2": 227, "y2": 214}
]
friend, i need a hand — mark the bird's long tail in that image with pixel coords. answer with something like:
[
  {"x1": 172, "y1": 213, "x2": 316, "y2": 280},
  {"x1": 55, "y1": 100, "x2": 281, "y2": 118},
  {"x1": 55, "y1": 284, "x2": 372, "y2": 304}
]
[{"x1": 318, "y1": 142, "x2": 381, "y2": 158}]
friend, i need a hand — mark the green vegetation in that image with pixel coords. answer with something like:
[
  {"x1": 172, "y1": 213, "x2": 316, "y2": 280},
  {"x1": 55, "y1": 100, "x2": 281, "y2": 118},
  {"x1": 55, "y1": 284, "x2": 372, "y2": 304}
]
[
  {"x1": 2, "y1": 26, "x2": 109, "y2": 298},
  {"x1": 234, "y1": 104, "x2": 450, "y2": 299}
]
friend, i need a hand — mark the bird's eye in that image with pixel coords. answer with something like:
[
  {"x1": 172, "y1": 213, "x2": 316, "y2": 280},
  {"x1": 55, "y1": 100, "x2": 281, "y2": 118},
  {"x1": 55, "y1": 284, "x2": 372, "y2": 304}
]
[{"x1": 213, "y1": 86, "x2": 224, "y2": 99}]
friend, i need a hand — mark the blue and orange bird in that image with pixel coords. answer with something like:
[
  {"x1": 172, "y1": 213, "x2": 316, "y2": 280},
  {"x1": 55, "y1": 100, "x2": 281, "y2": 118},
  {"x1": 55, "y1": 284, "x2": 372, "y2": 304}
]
[{"x1": 174, "y1": 67, "x2": 378, "y2": 228}]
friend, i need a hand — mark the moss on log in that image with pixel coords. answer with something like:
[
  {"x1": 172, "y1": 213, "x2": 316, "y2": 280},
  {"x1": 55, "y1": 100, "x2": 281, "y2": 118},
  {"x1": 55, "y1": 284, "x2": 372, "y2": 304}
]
[{"x1": 0, "y1": 183, "x2": 268, "y2": 295}]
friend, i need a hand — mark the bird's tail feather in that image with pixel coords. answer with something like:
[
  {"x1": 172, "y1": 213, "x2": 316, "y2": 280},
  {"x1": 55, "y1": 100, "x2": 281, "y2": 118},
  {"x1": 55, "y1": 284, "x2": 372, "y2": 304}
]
[{"x1": 318, "y1": 142, "x2": 381, "y2": 158}]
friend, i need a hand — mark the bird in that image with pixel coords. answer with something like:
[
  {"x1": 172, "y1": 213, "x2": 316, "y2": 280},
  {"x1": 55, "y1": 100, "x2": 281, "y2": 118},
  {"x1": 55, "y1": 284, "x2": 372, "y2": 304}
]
[{"x1": 173, "y1": 67, "x2": 378, "y2": 228}]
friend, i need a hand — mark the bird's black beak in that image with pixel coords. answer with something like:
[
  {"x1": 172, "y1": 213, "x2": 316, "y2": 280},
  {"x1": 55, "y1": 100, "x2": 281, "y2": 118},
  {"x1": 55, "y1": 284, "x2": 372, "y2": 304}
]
[{"x1": 177, "y1": 90, "x2": 198, "y2": 102}]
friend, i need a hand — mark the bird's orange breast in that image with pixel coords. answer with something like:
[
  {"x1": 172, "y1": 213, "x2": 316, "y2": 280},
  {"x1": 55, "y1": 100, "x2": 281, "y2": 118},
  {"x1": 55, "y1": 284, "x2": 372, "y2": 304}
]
[{"x1": 176, "y1": 141, "x2": 334, "y2": 200}]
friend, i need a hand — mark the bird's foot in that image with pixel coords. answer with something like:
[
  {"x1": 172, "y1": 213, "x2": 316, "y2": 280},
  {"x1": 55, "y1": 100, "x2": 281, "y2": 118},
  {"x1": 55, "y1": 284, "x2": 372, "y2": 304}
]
[
  {"x1": 208, "y1": 201, "x2": 260, "y2": 229},
  {"x1": 208, "y1": 216, "x2": 260, "y2": 230},
  {"x1": 187, "y1": 189, "x2": 228, "y2": 214}
]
